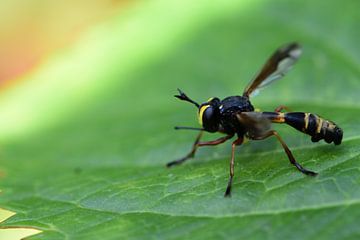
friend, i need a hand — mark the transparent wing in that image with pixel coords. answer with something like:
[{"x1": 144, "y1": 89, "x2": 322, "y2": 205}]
[
  {"x1": 243, "y1": 42, "x2": 302, "y2": 98},
  {"x1": 236, "y1": 112, "x2": 271, "y2": 139}
]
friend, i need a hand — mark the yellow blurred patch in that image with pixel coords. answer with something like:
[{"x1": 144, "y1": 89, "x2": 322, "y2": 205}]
[{"x1": 0, "y1": 208, "x2": 41, "y2": 240}]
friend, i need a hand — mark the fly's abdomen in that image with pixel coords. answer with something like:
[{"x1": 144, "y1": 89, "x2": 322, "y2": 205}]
[{"x1": 263, "y1": 112, "x2": 343, "y2": 145}]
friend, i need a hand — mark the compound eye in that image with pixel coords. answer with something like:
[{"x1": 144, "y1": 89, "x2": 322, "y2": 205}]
[
  {"x1": 203, "y1": 107, "x2": 214, "y2": 123},
  {"x1": 201, "y1": 106, "x2": 219, "y2": 132}
]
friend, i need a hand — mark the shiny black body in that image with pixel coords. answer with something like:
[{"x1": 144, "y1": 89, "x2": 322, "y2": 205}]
[{"x1": 218, "y1": 96, "x2": 254, "y2": 136}]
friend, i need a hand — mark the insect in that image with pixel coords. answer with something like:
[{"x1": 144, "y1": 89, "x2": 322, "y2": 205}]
[{"x1": 167, "y1": 42, "x2": 343, "y2": 197}]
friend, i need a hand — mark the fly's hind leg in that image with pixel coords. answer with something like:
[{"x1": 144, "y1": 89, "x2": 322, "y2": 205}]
[
  {"x1": 251, "y1": 130, "x2": 317, "y2": 176},
  {"x1": 167, "y1": 132, "x2": 233, "y2": 167},
  {"x1": 274, "y1": 105, "x2": 292, "y2": 113}
]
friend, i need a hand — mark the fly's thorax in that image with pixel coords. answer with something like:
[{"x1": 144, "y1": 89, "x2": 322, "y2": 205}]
[
  {"x1": 217, "y1": 96, "x2": 255, "y2": 135},
  {"x1": 219, "y1": 96, "x2": 254, "y2": 115}
]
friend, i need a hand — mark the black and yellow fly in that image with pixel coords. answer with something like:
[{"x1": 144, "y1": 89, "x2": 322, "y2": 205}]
[{"x1": 167, "y1": 42, "x2": 343, "y2": 197}]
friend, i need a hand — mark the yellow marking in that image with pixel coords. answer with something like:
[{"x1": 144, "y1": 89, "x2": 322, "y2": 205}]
[
  {"x1": 273, "y1": 112, "x2": 285, "y2": 123},
  {"x1": 316, "y1": 118, "x2": 324, "y2": 134},
  {"x1": 278, "y1": 113, "x2": 285, "y2": 123},
  {"x1": 304, "y1": 113, "x2": 310, "y2": 130},
  {"x1": 198, "y1": 105, "x2": 210, "y2": 125},
  {"x1": 328, "y1": 122, "x2": 336, "y2": 130},
  {"x1": 255, "y1": 108, "x2": 261, "y2": 112}
]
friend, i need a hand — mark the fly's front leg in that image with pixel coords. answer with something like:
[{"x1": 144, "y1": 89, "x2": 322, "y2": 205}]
[
  {"x1": 166, "y1": 131, "x2": 203, "y2": 167},
  {"x1": 251, "y1": 130, "x2": 317, "y2": 176},
  {"x1": 167, "y1": 133, "x2": 233, "y2": 168},
  {"x1": 224, "y1": 137, "x2": 243, "y2": 197}
]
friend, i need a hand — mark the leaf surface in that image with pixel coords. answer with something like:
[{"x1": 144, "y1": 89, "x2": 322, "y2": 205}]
[{"x1": 0, "y1": 0, "x2": 360, "y2": 239}]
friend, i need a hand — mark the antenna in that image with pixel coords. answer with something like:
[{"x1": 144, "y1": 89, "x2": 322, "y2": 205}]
[
  {"x1": 174, "y1": 88, "x2": 200, "y2": 108},
  {"x1": 174, "y1": 126, "x2": 204, "y2": 131}
]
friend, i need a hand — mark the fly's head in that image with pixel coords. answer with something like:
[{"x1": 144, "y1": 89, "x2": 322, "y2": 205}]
[{"x1": 174, "y1": 89, "x2": 220, "y2": 133}]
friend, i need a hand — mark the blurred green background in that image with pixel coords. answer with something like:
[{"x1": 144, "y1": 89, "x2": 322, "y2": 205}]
[{"x1": 0, "y1": 0, "x2": 359, "y2": 239}]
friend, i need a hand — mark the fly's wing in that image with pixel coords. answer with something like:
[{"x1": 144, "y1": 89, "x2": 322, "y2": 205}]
[
  {"x1": 236, "y1": 112, "x2": 271, "y2": 139},
  {"x1": 242, "y1": 43, "x2": 302, "y2": 98}
]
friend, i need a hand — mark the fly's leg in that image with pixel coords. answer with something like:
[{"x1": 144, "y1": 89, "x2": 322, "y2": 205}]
[
  {"x1": 274, "y1": 105, "x2": 292, "y2": 113},
  {"x1": 167, "y1": 133, "x2": 233, "y2": 167},
  {"x1": 252, "y1": 130, "x2": 317, "y2": 176},
  {"x1": 224, "y1": 137, "x2": 243, "y2": 197}
]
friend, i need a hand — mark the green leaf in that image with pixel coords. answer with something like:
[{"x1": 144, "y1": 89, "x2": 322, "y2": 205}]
[{"x1": 1, "y1": 0, "x2": 360, "y2": 239}]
